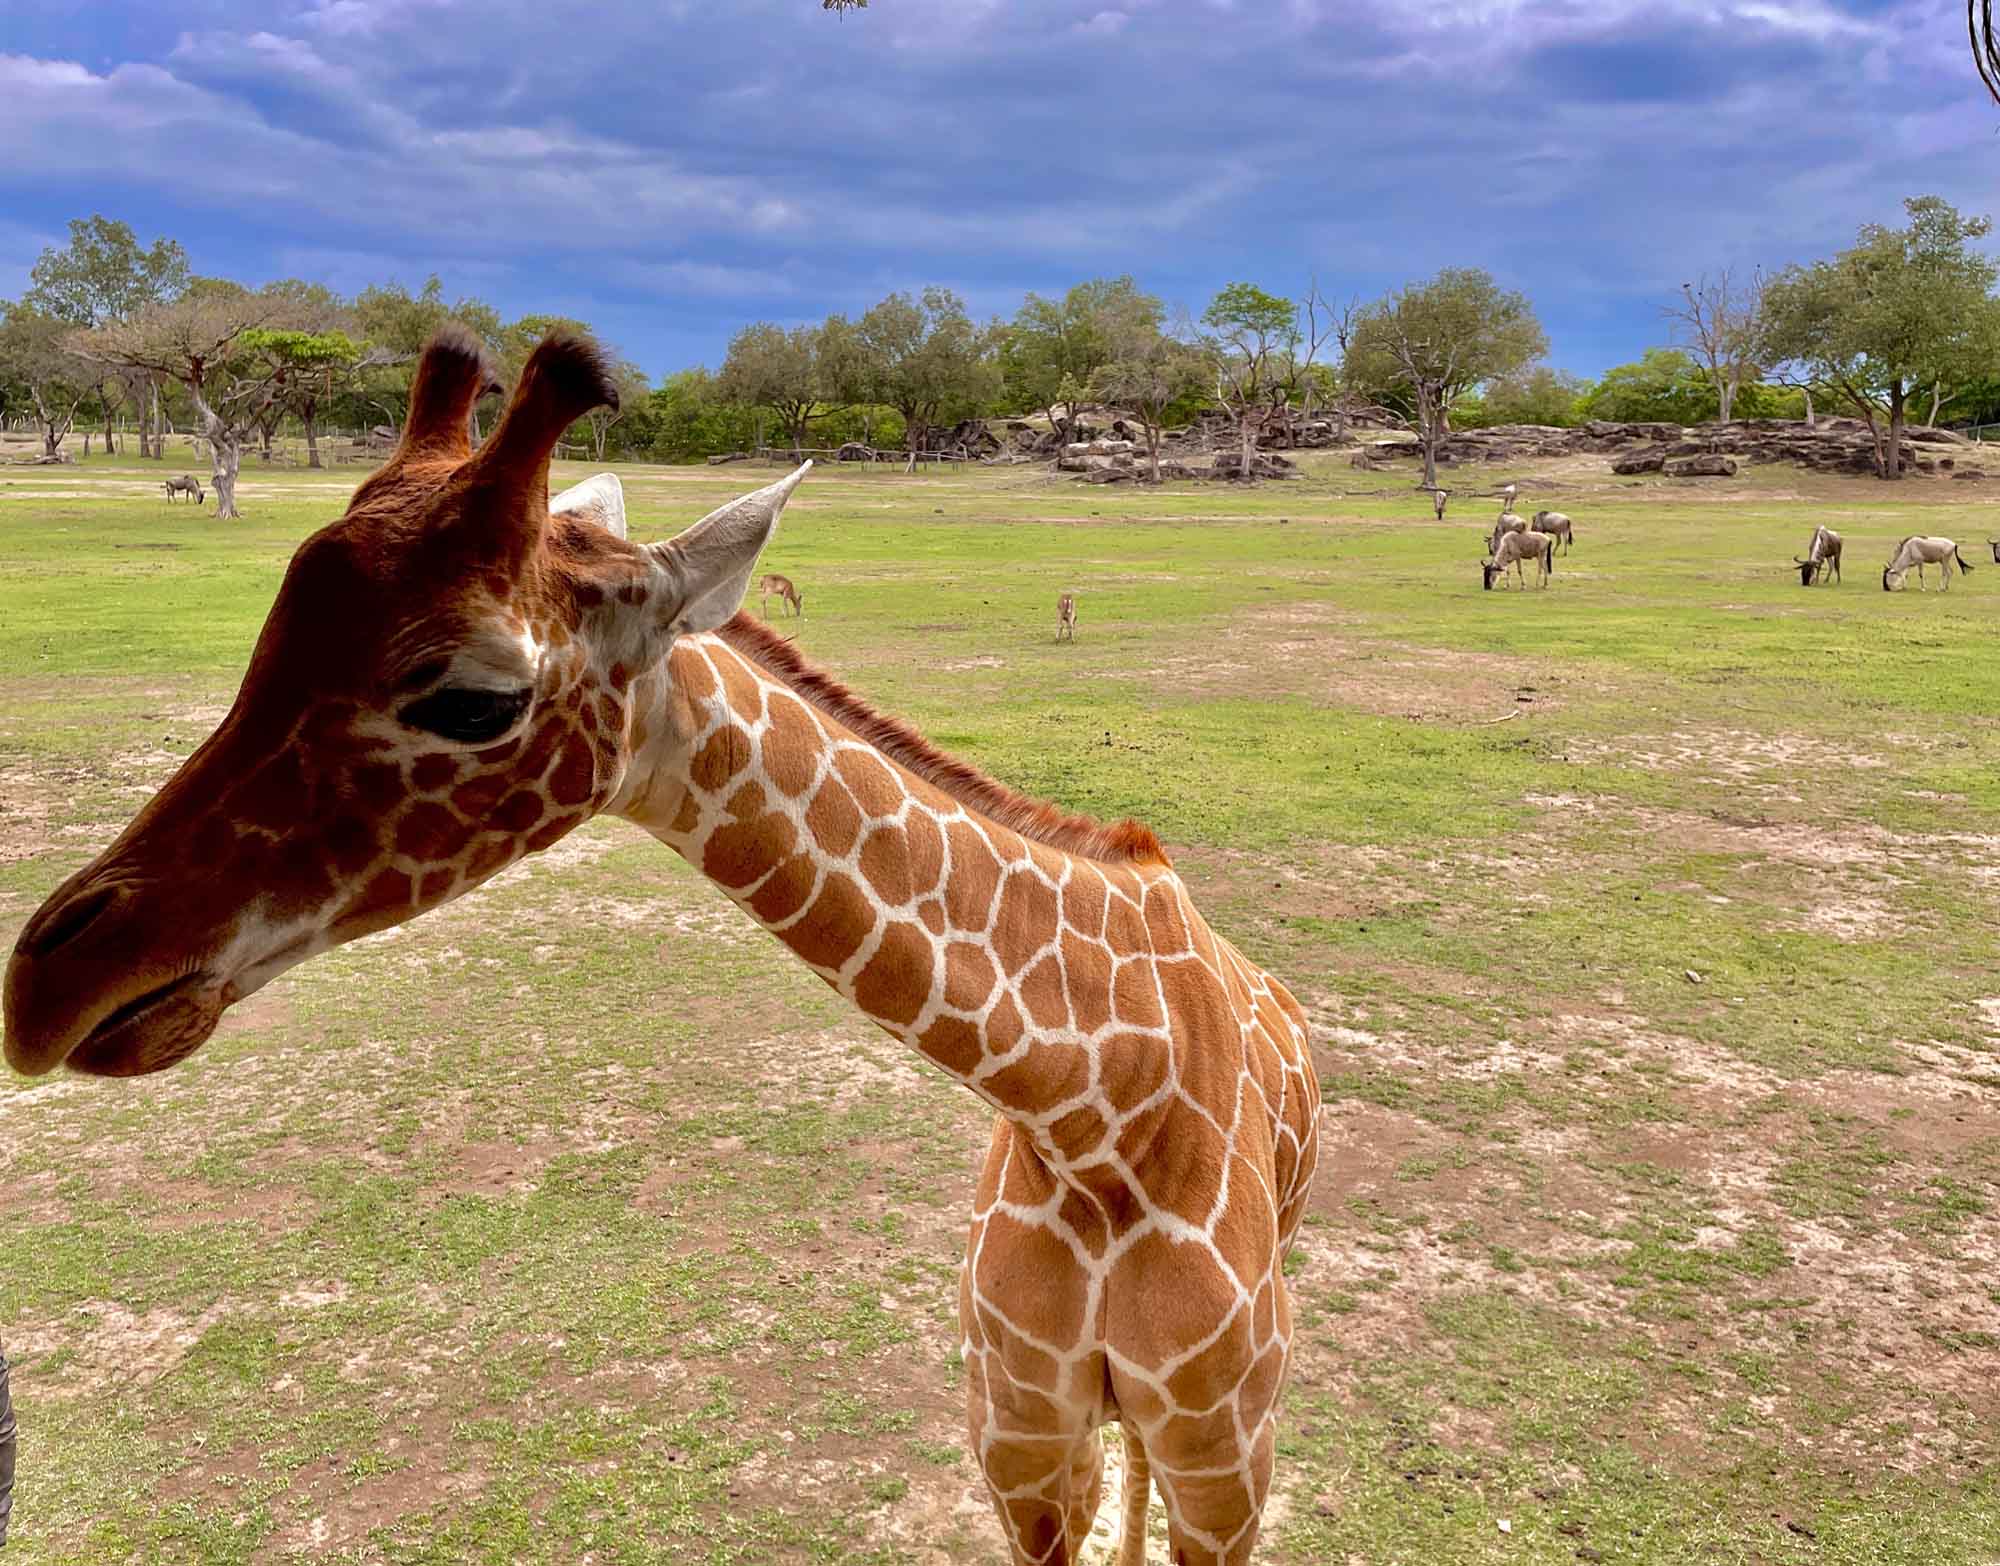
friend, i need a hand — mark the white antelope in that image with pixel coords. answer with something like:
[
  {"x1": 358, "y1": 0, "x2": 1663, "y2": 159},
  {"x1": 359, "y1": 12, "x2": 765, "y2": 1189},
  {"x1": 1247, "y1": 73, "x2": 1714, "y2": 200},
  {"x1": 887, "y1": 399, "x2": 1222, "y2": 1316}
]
[
  {"x1": 1531, "y1": 510, "x2": 1574, "y2": 553},
  {"x1": 1795, "y1": 525, "x2": 1841, "y2": 586},
  {"x1": 1482, "y1": 528, "x2": 1555, "y2": 590},
  {"x1": 1056, "y1": 591, "x2": 1077, "y2": 642},
  {"x1": 1882, "y1": 536, "x2": 1973, "y2": 592},
  {"x1": 1430, "y1": 486, "x2": 1450, "y2": 521}
]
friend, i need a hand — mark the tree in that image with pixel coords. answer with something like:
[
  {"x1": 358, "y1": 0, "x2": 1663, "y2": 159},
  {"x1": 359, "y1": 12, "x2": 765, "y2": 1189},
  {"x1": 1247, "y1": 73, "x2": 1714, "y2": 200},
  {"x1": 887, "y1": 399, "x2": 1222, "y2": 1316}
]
[
  {"x1": 0, "y1": 304, "x2": 96, "y2": 458},
  {"x1": 24, "y1": 216, "x2": 190, "y2": 459},
  {"x1": 1662, "y1": 270, "x2": 1765, "y2": 423},
  {"x1": 646, "y1": 368, "x2": 759, "y2": 463},
  {"x1": 853, "y1": 287, "x2": 997, "y2": 455},
  {"x1": 352, "y1": 277, "x2": 505, "y2": 434},
  {"x1": 79, "y1": 281, "x2": 318, "y2": 517},
  {"x1": 1000, "y1": 277, "x2": 1161, "y2": 434},
  {"x1": 1197, "y1": 283, "x2": 1297, "y2": 474},
  {"x1": 1347, "y1": 269, "x2": 1548, "y2": 490},
  {"x1": 1577, "y1": 349, "x2": 1716, "y2": 424},
  {"x1": 1465, "y1": 366, "x2": 1587, "y2": 428},
  {"x1": 1096, "y1": 315, "x2": 1208, "y2": 482},
  {"x1": 716, "y1": 321, "x2": 847, "y2": 456},
  {"x1": 1759, "y1": 196, "x2": 2000, "y2": 479},
  {"x1": 586, "y1": 359, "x2": 652, "y2": 461}
]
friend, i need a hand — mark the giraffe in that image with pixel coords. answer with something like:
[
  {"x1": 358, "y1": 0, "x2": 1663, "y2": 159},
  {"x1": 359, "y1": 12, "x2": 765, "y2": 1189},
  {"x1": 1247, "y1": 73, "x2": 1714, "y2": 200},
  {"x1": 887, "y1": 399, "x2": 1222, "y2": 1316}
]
[{"x1": 2, "y1": 328, "x2": 1322, "y2": 1566}]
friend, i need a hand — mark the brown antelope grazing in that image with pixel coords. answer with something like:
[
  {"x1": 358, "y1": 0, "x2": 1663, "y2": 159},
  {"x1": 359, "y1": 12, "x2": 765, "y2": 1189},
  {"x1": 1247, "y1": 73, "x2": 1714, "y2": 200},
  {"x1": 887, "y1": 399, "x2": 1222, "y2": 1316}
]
[
  {"x1": 1488, "y1": 511, "x2": 1529, "y2": 556},
  {"x1": 1795, "y1": 525, "x2": 1841, "y2": 586},
  {"x1": 163, "y1": 475, "x2": 203, "y2": 504},
  {"x1": 758, "y1": 572, "x2": 803, "y2": 617},
  {"x1": 1055, "y1": 591, "x2": 1077, "y2": 642},
  {"x1": 3, "y1": 327, "x2": 1321, "y2": 1566},
  {"x1": 1531, "y1": 510, "x2": 1574, "y2": 553},
  {"x1": 1883, "y1": 535, "x2": 1973, "y2": 591},
  {"x1": 1483, "y1": 528, "x2": 1555, "y2": 590}
]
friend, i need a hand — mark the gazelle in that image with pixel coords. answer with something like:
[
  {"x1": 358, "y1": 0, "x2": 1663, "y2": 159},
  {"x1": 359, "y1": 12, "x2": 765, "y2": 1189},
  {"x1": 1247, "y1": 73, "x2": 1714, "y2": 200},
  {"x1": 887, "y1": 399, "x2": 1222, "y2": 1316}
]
[
  {"x1": 1482, "y1": 528, "x2": 1555, "y2": 590},
  {"x1": 1795, "y1": 525, "x2": 1841, "y2": 586},
  {"x1": 1882, "y1": 536, "x2": 1973, "y2": 592},
  {"x1": 1056, "y1": 591, "x2": 1077, "y2": 642},
  {"x1": 758, "y1": 572, "x2": 803, "y2": 618}
]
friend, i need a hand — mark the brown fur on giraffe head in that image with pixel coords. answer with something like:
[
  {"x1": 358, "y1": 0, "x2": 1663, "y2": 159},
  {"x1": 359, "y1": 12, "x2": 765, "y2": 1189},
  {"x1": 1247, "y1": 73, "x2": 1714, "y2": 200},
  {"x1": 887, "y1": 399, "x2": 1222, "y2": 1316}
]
[{"x1": 4, "y1": 329, "x2": 809, "y2": 1080}]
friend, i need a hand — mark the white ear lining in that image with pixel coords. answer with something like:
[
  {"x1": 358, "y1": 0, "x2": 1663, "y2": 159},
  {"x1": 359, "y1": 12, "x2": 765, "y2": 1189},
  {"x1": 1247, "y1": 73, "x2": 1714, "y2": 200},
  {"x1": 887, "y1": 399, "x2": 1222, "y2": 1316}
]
[{"x1": 653, "y1": 462, "x2": 812, "y2": 635}]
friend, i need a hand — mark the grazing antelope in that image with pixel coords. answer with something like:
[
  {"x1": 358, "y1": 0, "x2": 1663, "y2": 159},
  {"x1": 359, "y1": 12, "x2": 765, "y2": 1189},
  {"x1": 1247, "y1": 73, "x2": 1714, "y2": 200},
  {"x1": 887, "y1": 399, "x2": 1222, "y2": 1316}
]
[
  {"x1": 1056, "y1": 591, "x2": 1077, "y2": 642},
  {"x1": 1427, "y1": 486, "x2": 1450, "y2": 521},
  {"x1": 758, "y1": 572, "x2": 803, "y2": 618},
  {"x1": 163, "y1": 475, "x2": 203, "y2": 505},
  {"x1": 1482, "y1": 528, "x2": 1555, "y2": 590},
  {"x1": 1882, "y1": 535, "x2": 1973, "y2": 592},
  {"x1": 1496, "y1": 483, "x2": 1518, "y2": 518},
  {"x1": 1488, "y1": 511, "x2": 1528, "y2": 556},
  {"x1": 1531, "y1": 510, "x2": 1574, "y2": 553},
  {"x1": 1795, "y1": 525, "x2": 1842, "y2": 586}
]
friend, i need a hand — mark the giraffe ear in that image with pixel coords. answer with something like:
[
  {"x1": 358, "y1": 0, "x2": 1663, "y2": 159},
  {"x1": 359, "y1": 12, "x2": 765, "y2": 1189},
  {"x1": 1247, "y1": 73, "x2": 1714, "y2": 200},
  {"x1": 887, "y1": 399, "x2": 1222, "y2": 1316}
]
[{"x1": 650, "y1": 463, "x2": 811, "y2": 636}]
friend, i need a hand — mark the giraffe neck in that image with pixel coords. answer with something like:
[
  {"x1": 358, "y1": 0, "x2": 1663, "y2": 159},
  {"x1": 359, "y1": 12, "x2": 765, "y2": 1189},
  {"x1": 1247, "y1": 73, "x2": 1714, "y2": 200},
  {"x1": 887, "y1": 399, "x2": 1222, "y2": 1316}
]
[{"x1": 611, "y1": 632, "x2": 1177, "y2": 1153}]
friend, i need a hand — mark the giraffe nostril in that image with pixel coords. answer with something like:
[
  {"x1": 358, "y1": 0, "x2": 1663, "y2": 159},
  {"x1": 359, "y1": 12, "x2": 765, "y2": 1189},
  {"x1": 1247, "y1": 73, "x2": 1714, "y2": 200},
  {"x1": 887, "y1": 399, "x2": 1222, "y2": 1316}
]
[{"x1": 17, "y1": 884, "x2": 120, "y2": 961}]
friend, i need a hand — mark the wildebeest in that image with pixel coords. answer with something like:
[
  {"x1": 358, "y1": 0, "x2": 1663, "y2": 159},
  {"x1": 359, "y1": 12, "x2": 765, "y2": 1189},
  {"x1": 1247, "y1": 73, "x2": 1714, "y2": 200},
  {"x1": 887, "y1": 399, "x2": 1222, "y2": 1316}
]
[
  {"x1": 1482, "y1": 529, "x2": 1555, "y2": 590},
  {"x1": 1488, "y1": 511, "x2": 1528, "y2": 556},
  {"x1": 1795, "y1": 525, "x2": 1842, "y2": 586},
  {"x1": 1882, "y1": 535, "x2": 1973, "y2": 592},
  {"x1": 1531, "y1": 510, "x2": 1574, "y2": 553},
  {"x1": 164, "y1": 475, "x2": 203, "y2": 505},
  {"x1": 1056, "y1": 591, "x2": 1077, "y2": 642}
]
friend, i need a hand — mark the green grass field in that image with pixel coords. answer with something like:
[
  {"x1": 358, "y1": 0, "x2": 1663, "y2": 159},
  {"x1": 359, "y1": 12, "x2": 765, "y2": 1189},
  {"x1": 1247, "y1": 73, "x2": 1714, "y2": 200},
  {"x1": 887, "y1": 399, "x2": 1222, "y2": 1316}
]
[{"x1": 1, "y1": 447, "x2": 1997, "y2": 1564}]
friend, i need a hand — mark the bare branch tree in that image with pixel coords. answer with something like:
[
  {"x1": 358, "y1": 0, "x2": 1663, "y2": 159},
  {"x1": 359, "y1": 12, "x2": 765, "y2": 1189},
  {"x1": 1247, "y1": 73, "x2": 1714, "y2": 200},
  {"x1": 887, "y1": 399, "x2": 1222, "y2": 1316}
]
[{"x1": 1662, "y1": 269, "x2": 1765, "y2": 423}]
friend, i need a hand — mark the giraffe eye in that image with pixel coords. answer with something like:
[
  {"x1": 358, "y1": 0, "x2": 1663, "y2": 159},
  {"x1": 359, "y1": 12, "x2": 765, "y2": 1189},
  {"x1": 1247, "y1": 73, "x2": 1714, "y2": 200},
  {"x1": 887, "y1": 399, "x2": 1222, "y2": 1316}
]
[{"x1": 398, "y1": 686, "x2": 532, "y2": 744}]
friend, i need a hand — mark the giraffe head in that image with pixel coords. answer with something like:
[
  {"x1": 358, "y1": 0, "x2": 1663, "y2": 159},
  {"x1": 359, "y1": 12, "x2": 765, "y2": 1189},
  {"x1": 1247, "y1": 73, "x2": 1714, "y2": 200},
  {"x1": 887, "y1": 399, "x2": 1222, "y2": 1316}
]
[{"x1": 4, "y1": 327, "x2": 807, "y2": 1079}]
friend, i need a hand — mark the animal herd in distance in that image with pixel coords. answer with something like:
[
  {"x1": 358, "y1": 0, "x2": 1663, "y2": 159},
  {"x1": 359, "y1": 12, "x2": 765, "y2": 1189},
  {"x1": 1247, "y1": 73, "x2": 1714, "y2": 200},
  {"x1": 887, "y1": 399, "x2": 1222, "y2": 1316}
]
[{"x1": 156, "y1": 464, "x2": 1985, "y2": 602}]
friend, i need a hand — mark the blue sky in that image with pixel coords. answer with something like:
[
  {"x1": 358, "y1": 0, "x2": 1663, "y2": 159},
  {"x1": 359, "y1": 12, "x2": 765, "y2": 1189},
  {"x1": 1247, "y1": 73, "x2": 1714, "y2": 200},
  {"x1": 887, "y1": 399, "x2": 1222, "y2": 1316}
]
[{"x1": 3, "y1": 0, "x2": 1995, "y2": 380}]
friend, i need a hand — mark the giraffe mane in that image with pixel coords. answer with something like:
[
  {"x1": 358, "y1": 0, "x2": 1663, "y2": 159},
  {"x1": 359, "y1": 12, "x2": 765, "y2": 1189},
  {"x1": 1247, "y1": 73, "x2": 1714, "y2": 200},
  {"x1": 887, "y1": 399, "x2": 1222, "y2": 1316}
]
[{"x1": 714, "y1": 613, "x2": 1170, "y2": 868}]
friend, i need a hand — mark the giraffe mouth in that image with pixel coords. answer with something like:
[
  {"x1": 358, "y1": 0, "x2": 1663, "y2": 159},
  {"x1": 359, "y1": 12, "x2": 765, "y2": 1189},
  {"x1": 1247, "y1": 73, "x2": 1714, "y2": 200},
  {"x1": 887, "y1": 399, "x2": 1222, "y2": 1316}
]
[{"x1": 66, "y1": 971, "x2": 227, "y2": 1078}]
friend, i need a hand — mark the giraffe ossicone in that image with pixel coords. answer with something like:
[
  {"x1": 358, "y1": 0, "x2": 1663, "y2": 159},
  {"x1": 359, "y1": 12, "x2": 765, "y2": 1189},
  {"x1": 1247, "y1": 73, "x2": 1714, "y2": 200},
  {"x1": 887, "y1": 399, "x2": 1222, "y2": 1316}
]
[{"x1": 3, "y1": 328, "x2": 1322, "y2": 1566}]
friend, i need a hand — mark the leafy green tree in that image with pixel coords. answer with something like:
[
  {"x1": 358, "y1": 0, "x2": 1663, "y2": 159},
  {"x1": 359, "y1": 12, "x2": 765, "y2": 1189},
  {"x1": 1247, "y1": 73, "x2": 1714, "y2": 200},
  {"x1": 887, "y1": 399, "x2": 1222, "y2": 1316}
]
[
  {"x1": 1096, "y1": 314, "x2": 1208, "y2": 482},
  {"x1": 351, "y1": 277, "x2": 507, "y2": 434},
  {"x1": 1198, "y1": 283, "x2": 1297, "y2": 473},
  {"x1": 1462, "y1": 366, "x2": 1587, "y2": 428},
  {"x1": 1347, "y1": 268, "x2": 1547, "y2": 489},
  {"x1": 1577, "y1": 349, "x2": 1716, "y2": 424},
  {"x1": 646, "y1": 369, "x2": 759, "y2": 463},
  {"x1": 1000, "y1": 277, "x2": 1161, "y2": 431},
  {"x1": 24, "y1": 216, "x2": 190, "y2": 458},
  {"x1": 0, "y1": 303, "x2": 96, "y2": 458},
  {"x1": 716, "y1": 320, "x2": 849, "y2": 456},
  {"x1": 1759, "y1": 196, "x2": 2000, "y2": 479},
  {"x1": 853, "y1": 287, "x2": 997, "y2": 455}
]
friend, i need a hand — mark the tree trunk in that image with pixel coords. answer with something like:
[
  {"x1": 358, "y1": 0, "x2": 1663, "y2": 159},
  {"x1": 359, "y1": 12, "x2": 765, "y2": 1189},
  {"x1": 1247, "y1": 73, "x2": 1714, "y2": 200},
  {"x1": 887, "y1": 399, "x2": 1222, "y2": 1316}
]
[
  {"x1": 41, "y1": 424, "x2": 61, "y2": 460},
  {"x1": 103, "y1": 402, "x2": 116, "y2": 458},
  {"x1": 1884, "y1": 381, "x2": 1906, "y2": 481},
  {"x1": 304, "y1": 404, "x2": 323, "y2": 469},
  {"x1": 83, "y1": 432, "x2": 93, "y2": 458},
  {"x1": 1717, "y1": 372, "x2": 1735, "y2": 423},
  {"x1": 147, "y1": 378, "x2": 163, "y2": 459},
  {"x1": 1927, "y1": 381, "x2": 1944, "y2": 427},
  {"x1": 211, "y1": 434, "x2": 243, "y2": 518},
  {"x1": 1802, "y1": 386, "x2": 1814, "y2": 429},
  {"x1": 1148, "y1": 422, "x2": 1161, "y2": 483},
  {"x1": 1238, "y1": 411, "x2": 1255, "y2": 476},
  {"x1": 1418, "y1": 387, "x2": 1440, "y2": 490}
]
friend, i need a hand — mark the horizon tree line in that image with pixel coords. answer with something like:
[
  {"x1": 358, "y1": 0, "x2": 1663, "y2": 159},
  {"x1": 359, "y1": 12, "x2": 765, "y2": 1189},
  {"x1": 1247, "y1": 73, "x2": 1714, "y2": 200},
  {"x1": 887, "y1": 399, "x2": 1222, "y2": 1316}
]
[{"x1": 6, "y1": 195, "x2": 2000, "y2": 512}]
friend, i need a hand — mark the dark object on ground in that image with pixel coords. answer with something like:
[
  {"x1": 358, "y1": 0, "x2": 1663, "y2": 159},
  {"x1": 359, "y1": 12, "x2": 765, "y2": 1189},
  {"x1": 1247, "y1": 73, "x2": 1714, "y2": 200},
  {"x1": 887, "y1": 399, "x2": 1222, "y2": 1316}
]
[{"x1": 0, "y1": 1344, "x2": 15, "y2": 1547}]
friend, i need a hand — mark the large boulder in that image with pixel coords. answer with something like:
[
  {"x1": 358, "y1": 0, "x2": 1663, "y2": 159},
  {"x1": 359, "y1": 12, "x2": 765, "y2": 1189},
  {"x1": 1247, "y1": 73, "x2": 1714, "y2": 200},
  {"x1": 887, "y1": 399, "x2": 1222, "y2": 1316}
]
[
  {"x1": 1611, "y1": 451, "x2": 1665, "y2": 475},
  {"x1": 1664, "y1": 454, "x2": 1738, "y2": 478}
]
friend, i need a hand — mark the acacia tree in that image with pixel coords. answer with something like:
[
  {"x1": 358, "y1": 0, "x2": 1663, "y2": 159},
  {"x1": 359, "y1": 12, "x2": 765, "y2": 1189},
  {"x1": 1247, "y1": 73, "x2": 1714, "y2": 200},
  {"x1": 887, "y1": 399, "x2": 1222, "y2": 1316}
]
[
  {"x1": 80, "y1": 282, "x2": 314, "y2": 517},
  {"x1": 1198, "y1": 283, "x2": 1297, "y2": 474},
  {"x1": 717, "y1": 321, "x2": 847, "y2": 455},
  {"x1": 1760, "y1": 196, "x2": 2000, "y2": 479},
  {"x1": 854, "y1": 287, "x2": 997, "y2": 456},
  {"x1": 1346, "y1": 268, "x2": 1547, "y2": 490},
  {"x1": 0, "y1": 304, "x2": 95, "y2": 458},
  {"x1": 24, "y1": 216, "x2": 189, "y2": 458},
  {"x1": 1662, "y1": 270, "x2": 1765, "y2": 423}
]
